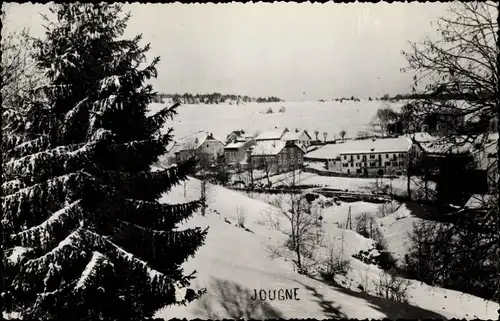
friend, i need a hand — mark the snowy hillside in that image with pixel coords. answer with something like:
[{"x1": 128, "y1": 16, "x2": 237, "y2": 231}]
[
  {"x1": 155, "y1": 178, "x2": 499, "y2": 320},
  {"x1": 148, "y1": 100, "x2": 406, "y2": 142}
]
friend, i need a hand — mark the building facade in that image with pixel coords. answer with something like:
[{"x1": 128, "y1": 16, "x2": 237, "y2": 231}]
[
  {"x1": 175, "y1": 131, "x2": 225, "y2": 163},
  {"x1": 250, "y1": 141, "x2": 305, "y2": 173},
  {"x1": 305, "y1": 137, "x2": 416, "y2": 176}
]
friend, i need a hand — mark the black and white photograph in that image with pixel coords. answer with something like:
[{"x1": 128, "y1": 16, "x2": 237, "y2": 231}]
[{"x1": 1, "y1": 1, "x2": 499, "y2": 320}]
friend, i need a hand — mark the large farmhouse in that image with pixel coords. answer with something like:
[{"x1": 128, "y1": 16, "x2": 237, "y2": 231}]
[
  {"x1": 305, "y1": 136, "x2": 418, "y2": 176},
  {"x1": 250, "y1": 140, "x2": 306, "y2": 173}
]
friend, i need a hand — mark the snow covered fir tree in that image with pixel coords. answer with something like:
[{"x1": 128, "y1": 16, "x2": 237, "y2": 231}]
[{"x1": 1, "y1": 3, "x2": 207, "y2": 320}]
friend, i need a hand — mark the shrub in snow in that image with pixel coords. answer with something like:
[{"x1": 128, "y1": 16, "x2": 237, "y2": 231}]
[
  {"x1": 376, "y1": 201, "x2": 399, "y2": 217},
  {"x1": 265, "y1": 107, "x2": 273, "y2": 114},
  {"x1": 236, "y1": 205, "x2": 246, "y2": 228},
  {"x1": 373, "y1": 269, "x2": 410, "y2": 303},
  {"x1": 278, "y1": 106, "x2": 286, "y2": 113},
  {"x1": 319, "y1": 245, "x2": 351, "y2": 283},
  {"x1": 2, "y1": 4, "x2": 207, "y2": 320}
]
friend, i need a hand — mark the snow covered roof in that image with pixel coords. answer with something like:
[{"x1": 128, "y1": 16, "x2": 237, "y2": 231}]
[
  {"x1": 176, "y1": 131, "x2": 225, "y2": 151},
  {"x1": 255, "y1": 128, "x2": 287, "y2": 141},
  {"x1": 225, "y1": 142, "x2": 246, "y2": 150},
  {"x1": 177, "y1": 131, "x2": 208, "y2": 151},
  {"x1": 251, "y1": 141, "x2": 287, "y2": 155},
  {"x1": 305, "y1": 137, "x2": 412, "y2": 159},
  {"x1": 282, "y1": 130, "x2": 311, "y2": 141}
]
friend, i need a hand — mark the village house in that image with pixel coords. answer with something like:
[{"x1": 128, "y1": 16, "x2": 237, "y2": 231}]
[
  {"x1": 281, "y1": 129, "x2": 312, "y2": 147},
  {"x1": 255, "y1": 127, "x2": 289, "y2": 142},
  {"x1": 249, "y1": 140, "x2": 306, "y2": 173},
  {"x1": 305, "y1": 136, "x2": 418, "y2": 176},
  {"x1": 226, "y1": 130, "x2": 255, "y2": 143},
  {"x1": 224, "y1": 139, "x2": 256, "y2": 169},
  {"x1": 175, "y1": 131, "x2": 225, "y2": 164}
]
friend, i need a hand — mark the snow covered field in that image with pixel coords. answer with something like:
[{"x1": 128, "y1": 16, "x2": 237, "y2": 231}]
[
  {"x1": 148, "y1": 100, "x2": 406, "y2": 141},
  {"x1": 155, "y1": 178, "x2": 499, "y2": 320},
  {"x1": 255, "y1": 169, "x2": 435, "y2": 198}
]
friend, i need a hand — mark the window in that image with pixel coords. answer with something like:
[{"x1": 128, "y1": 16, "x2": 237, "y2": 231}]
[
  {"x1": 369, "y1": 162, "x2": 375, "y2": 166},
  {"x1": 278, "y1": 159, "x2": 282, "y2": 165},
  {"x1": 298, "y1": 158, "x2": 302, "y2": 163},
  {"x1": 385, "y1": 162, "x2": 390, "y2": 166},
  {"x1": 284, "y1": 160, "x2": 287, "y2": 165},
  {"x1": 386, "y1": 154, "x2": 389, "y2": 159},
  {"x1": 207, "y1": 144, "x2": 209, "y2": 148},
  {"x1": 344, "y1": 155, "x2": 347, "y2": 160},
  {"x1": 370, "y1": 154, "x2": 375, "y2": 159},
  {"x1": 278, "y1": 154, "x2": 281, "y2": 161},
  {"x1": 357, "y1": 155, "x2": 360, "y2": 160},
  {"x1": 399, "y1": 161, "x2": 404, "y2": 166},
  {"x1": 291, "y1": 159, "x2": 294, "y2": 164},
  {"x1": 350, "y1": 155, "x2": 354, "y2": 161}
]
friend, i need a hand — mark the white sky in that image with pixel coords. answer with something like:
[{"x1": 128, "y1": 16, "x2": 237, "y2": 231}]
[{"x1": 4, "y1": 2, "x2": 453, "y2": 101}]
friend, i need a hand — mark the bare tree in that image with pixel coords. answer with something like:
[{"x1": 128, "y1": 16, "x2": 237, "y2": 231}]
[
  {"x1": 314, "y1": 130, "x2": 319, "y2": 141},
  {"x1": 322, "y1": 132, "x2": 328, "y2": 142},
  {"x1": 277, "y1": 166, "x2": 323, "y2": 274},
  {"x1": 374, "y1": 104, "x2": 399, "y2": 137},
  {"x1": 402, "y1": 1, "x2": 499, "y2": 302},
  {"x1": 255, "y1": 156, "x2": 274, "y2": 188},
  {"x1": 339, "y1": 130, "x2": 347, "y2": 141},
  {"x1": 1, "y1": 5, "x2": 44, "y2": 135}
]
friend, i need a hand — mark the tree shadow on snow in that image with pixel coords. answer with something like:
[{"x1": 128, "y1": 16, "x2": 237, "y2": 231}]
[
  {"x1": 193, "y1": 277, "x2": 284, "y2": 320},
  {"x1": 294, "y1": 280, "x2": 346, "y2": 319},
  {"x1": 310, "y1": 276, "x2": 448, "y2": 320}
]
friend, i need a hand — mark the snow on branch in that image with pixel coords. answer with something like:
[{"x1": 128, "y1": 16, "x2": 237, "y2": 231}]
[
  {"x1": 97, "y1": 75, "x2": 121, "y2": 95},
  {"x1": 74, "y1": 251, "x2": 113, "y2": 291},
  {"x1": 4, "y1": 135, "x2": 50, "y2": 162},
  {"x1": 100, "y1": 159, "x2": 195, "y2": 199},
  {"x1": 13, "y1": 200, "x2": 84, "y2": 250},
  {"x1": 3, "y1": 142, "x2": 90, "y2": 183},
  {"x1": 2, "y1": 171, "x2": 100, "y2": 234},
  {"x1": 120, "y1": 198, "x2": 201, "y2": 230},
  {"x1": 147, "y1": 103, "x2": 179, "y2": 132},
  {"x1": 1, "y1": 178, "x2": 26, "y2": 196},
  {"x1": 23, "y1": 228, "x2": 84, "y2": 275}
]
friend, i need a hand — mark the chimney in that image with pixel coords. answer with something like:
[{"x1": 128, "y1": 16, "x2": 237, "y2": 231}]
[{"x1": 295, "y1": 128, "x2": 299, "y2": 133}]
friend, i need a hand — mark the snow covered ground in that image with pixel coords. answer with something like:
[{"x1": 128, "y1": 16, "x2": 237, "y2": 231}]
[
  {"x1": 148, "y1": 100, "x2": 406, "y2": 142},
  {"x1": 155, "y1": 178, "x2": 499, "y2": 320},
  {"x1": 255, "y1": 169, "x2": 435, "y2": 198}
]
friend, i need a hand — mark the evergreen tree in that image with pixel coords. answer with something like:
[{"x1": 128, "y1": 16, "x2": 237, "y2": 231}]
[{"x1": 1, "y1": 4, "x2": 207, "y2": 320}]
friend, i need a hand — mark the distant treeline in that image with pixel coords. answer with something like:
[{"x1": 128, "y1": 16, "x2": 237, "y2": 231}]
[
  {"x1": 154, "y1": 93, "x2": 282, "y2": 104},
  {"x1": 383, "y1": 87, "x2": 495, "y2": 102}
]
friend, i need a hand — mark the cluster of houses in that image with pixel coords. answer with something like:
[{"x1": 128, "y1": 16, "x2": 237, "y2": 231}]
[
  {"x1": 158, "y1": 126, "x2": 497, "y2": 194},
  {"x1": 159, "y1": 127, "x2": 312, "y2": 173}
]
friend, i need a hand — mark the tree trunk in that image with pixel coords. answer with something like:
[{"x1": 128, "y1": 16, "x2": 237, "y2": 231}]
[{"x1": 407, "y1": 160, "x2": 412, "y2": 201}]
